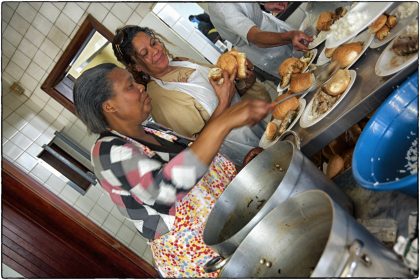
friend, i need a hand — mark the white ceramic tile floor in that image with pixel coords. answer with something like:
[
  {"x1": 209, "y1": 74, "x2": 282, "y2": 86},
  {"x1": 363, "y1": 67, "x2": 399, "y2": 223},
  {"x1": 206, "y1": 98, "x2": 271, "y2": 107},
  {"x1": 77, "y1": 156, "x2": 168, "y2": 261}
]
[
  {"x1": 86, "y1": 3, "x2": 109, "y2": 22},
  {"x1": 32, "y1": 49, "x2": 53, "y2": 70},
  {"x1": 20, "y1": 122, "x2": 43, "y2": 141},
  {"x1": 60, "y1": 185, "x2": 81, "y2": 206},
  {"x1": 16, "y1": 2, "x2": 37, "y2": 23},
  {"x1": 39, "y1": 2, "x2": 61, "y2": 23},
  {"x1": 74, "y1": 195, "x2": 96, "y2": 216},
  {"x1": 97, "y1": 193, "x2": 114, "y2": 212},
  {"x1": 3, "y1": 141, "x2": 25, "y2": 161},
  {"x1": 55, "y1": 12, "x2": 76, "y2": 36},
  {"x1": 116, "y1": 225, "x2": 136, "y2": 246},
  {"x1": 30, "y1": 162, "x2": 52, "y2": 183},
  {"x1": 15, "y1": 152, "x2": 38, "y2": 172},
  {"x1": 10, "y1": 131, "x2": 33, "y2": 151},
  {"x1": 89, "y1": 204, "x2": 109, "y2": 225},
  {"x1": 4, "y1": 25, "x2": 23, "y2": 47},
  {"x1": 63, "y1": 2, "x2": 84, "y2": 24},
  {"x1": 129, "y1": 234, "x2": 149, "y2": 256},
  {"x1": 17, "y1": 38, "x2": 38, "y2": 60},
  {"x1": 103, "y1": 213, "x2": 123, "y2": 235},
  {"x1": 110, "y1": 3, "x2": 133, "y2": 23},
  {"x1": 32, "y1": 12, "x2": 53, "y2": 36},
  {"x1": 9, "y1": 12, "x2": 31, "y2": 36},
  {"x1": 26, "y1": 142, "x2": 43, "y2": 158},
  {"x1": 5, "y1": 62, "x2": 25, "y2": 81},
  {"x1": 40, "y1": 38, "x2": 60, "y2": 60}
]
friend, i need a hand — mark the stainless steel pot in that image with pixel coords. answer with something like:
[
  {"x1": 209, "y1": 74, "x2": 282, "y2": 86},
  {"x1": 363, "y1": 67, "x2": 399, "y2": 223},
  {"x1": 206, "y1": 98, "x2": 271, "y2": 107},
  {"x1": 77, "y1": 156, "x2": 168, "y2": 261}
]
[
  {"x1": 206, "y1": 190, "x2": 410, "y2": 278},
  {"x1": 203, "y1": 131, "x2": 353, "y2": 258}
]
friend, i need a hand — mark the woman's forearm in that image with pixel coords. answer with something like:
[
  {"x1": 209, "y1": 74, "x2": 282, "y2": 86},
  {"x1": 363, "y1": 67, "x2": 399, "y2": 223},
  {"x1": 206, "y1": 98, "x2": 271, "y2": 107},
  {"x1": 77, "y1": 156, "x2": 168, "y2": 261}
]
[
  {"x1": 247, "y1": 26, "x2": 292, "y2": 48},
  {"x1": 190, "y1": 119, "x2": 230, "y2": 165}
]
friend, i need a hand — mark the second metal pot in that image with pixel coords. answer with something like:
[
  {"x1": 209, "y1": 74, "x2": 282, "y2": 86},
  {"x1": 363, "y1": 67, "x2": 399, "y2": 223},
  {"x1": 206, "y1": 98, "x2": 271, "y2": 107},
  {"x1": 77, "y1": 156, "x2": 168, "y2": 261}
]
[{"x1": 203, "y1": 132, "x2": 353, "y2": 258}]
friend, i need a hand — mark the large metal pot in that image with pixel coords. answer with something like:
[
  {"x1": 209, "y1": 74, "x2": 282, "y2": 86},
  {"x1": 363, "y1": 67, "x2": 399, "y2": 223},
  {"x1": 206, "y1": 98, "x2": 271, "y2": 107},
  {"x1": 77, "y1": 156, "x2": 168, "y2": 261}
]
[
  {"x1": 206, "y1": 190, "x2": 410, "y2": 278},
  {"x1": 203, "y1": 131, "x2": 353, "y2": 258}
]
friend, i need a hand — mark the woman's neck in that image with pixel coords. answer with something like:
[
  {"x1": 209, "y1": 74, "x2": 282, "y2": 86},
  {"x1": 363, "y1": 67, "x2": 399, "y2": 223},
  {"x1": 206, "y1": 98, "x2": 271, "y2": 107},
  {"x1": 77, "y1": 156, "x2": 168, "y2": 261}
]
[
  {"x1": 110, "y1": 123, "x2": 160, "y2": 145},
  {"x1": 152, "y1": 65, "x2": 176, "y2": 79}
]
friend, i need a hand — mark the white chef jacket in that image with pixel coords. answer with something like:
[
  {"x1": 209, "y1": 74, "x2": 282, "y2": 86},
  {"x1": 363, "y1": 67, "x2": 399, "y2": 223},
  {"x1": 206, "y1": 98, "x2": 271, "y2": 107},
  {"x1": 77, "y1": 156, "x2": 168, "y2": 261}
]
[{"x1": 208, "y1": 2, "x2": 294, "y2": 78}]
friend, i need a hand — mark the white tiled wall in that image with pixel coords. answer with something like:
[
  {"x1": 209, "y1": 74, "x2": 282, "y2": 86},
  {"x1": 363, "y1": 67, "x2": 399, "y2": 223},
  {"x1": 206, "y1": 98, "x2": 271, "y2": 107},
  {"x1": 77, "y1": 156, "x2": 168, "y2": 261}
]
[{"x1": 1, "y1": 1, "x2": 156, "y2": 267}]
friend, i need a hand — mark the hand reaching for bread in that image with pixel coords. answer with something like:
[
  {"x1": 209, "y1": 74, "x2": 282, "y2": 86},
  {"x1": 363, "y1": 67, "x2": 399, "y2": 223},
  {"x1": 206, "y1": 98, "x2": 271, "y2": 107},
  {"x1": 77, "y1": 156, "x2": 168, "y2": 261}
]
[
  {"x1": 289, "y1": 31, "x2": 313, "y2": 51},
  {"x1": 209, "y1": 69, "x2": 236, "y2": 107}
]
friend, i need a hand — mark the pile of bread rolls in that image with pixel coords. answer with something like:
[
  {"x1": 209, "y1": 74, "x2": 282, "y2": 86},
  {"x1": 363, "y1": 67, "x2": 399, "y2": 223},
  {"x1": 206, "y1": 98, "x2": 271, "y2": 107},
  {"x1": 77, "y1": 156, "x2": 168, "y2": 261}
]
[
  {"x1": 326, "y1": 41, "x2": 364, "y2": 68},
  {"x1": 277, "y1": 51, "x2": 315, "y2": 92},
  {"x1": 369, "y1": 14, "x2": 398, "y2": 41},
  {"x1": 265, "y1": 93, "x2": 300, "y2": 141},
  {"x1": 208, "y1": 50, "x2": 247, "y2": 84}
]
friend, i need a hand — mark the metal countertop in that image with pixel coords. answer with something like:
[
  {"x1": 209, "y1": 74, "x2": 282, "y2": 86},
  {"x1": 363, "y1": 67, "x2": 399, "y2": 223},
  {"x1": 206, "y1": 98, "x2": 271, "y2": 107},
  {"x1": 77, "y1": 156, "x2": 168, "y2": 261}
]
[{"x1": 293, "y1": 44, "x2": 418, "y2": 157}]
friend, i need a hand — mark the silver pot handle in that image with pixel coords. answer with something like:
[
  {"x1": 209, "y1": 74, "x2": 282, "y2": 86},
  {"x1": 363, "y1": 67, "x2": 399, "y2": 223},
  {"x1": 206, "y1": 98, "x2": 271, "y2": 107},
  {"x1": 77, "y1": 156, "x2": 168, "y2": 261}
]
[
  {"x1": 278, "y1": 130, "x2": 301, "y2": 150},
  {"x1": 340, "y1": 239, "x2": 372, "y2": 277},
  {"x1": 204, "y1": 255, "x2": 230, "y2": 273}
]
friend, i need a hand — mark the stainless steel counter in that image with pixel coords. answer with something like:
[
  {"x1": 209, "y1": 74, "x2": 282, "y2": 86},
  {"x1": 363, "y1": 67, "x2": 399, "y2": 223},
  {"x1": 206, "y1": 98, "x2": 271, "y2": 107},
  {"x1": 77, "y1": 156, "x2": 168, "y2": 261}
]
[{"x1": 294, "y1": 44, "x2": 418, "y2": 157}]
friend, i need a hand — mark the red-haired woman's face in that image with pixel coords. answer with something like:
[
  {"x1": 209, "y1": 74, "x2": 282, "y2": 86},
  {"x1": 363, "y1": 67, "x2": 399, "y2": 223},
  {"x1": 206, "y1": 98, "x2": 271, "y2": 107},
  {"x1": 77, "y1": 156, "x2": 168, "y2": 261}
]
[{"x1": 131, "y1": 32, "x2": 169, "y2": 76}]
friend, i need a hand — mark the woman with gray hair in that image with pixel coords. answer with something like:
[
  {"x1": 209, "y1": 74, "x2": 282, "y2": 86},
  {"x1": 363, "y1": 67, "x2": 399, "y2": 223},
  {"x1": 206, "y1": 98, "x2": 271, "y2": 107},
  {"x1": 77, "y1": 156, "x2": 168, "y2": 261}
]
[{"x1": 73, "y1": 63, "x2": 271, "y2": 277}]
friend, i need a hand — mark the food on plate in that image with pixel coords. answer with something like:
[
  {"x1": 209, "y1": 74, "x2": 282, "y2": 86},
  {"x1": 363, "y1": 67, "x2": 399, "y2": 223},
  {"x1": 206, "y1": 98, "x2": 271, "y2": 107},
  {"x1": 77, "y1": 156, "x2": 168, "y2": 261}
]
[
  {"x1": 334, "y1": 7, "x2": 348, "y2": 19},
  {"x1": 386, "y1": 15, "x2": 398, "y2": 29},
  {"x1": 325, "y1": 47, "x2": 336, "y2": 58},
  {"x1": 273, "y1": 93, "x2": 300, "y2": 120},
  {"x1": 395, "y1": 2, "x2": 418, "y2": 19},
  {"x1": 322, "y1": 69, "x2": 351, "y2": 96},
  {"x1": 216, "y1": 49, "x2": 247, "y2": 79},
  {"x1": 329, "y1": 11, "x2": 368, "y2": 41},
  {"x1": 392, "y1": 23, "x2": 419, "y2": 56},
  {"x1": 290, "y1": 72, "x2": 314, "y2": 93},
  {"x1": 208, "y1": 67, "x2": 223, "y2": 83},
  {"x1": 370, "y1": 14, "x2": 398, "y2": 41},
  {"x1": 265, "y1": 121, "x2": 278, "y2": 141},
  {"x1": 392, "y1": 35, "x2": 419, "y2": 56},
  {"x1": 369, "y1": 14, "x2": 387, "y2": 33},
  {"x1": 376, "y1": 25, "x2": 390, "y2": 41},
  {"x1": 299, "y1": 50, "x2": 315, "y2": 65},
  {"x1": 316, "y1": 7, "x2": 348, "y2": 32},
  {"x1": 311, "y1": 89, "x2": 340, "y2": 118},
  {"x1": 332, "y1": 42, "x2": 363, "y2": 68},
  {"x1": 317, "y1": 11, "x2": 335, "y2": 31},
  {"x1": 278, "y1": 57, "x2": 306, "y2": 88}
]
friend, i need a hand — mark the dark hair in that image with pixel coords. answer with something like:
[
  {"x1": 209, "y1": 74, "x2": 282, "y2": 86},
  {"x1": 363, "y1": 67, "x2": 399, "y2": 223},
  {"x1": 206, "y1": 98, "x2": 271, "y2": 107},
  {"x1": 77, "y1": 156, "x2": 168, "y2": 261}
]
[
  {"x1": 73, "y1": 63, "x2": 117, "y2": 134},
  {"x1": 112, "y1": 25, "x2": 162, "y2": 85}
]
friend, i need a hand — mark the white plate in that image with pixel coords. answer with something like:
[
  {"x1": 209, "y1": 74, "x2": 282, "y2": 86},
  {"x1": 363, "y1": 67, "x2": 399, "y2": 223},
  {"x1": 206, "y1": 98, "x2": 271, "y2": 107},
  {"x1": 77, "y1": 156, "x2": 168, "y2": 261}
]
[
  {"x1": 317, "y1": 46, "x2": 331, "y2": 65},
  {"x1": 309, "y1": 31, "x2": 329, "y2": 49},
  {"x1": 325, "y1": 2, "x2": 393, "y2": 48},
  {"x1": 374, "y1": 30, "x2": 419, "y2": 77},
  {"x1": 344, "y1": 29, "x2": 375, "y2": 69},
  {"x1": 277, "y1": 49, "x2": 318, "y2": 93},
  {"x1": 370, "y1": 4, "x2": 419, "y2": 49},
  {"x1": 299, "y1": 70, "x2": 357, "y2": 129},
  {"x1": 259, "y1": 98, "x2": 306, "y2": 149}
]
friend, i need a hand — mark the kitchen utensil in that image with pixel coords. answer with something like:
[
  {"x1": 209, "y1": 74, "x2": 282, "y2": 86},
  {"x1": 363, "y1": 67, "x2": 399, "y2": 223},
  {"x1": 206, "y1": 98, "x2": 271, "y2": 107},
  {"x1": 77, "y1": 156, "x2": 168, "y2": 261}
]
[
  {"x1": 203, "y1": 131, "x2": 353, "y2": 258},
  {"x1": 352, "y1": 71, "x2": 418, "y2": 196},
  {"x1": 205, "y1": 190, "x2": 410, "y2": 278}
]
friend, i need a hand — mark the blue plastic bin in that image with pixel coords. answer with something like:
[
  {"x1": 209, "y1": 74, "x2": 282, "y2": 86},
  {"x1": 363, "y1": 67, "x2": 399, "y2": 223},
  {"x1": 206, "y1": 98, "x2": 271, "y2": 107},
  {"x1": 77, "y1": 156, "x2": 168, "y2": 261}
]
[{"x1": 352, "y1": 72, "x2": 419, "y2": 197}]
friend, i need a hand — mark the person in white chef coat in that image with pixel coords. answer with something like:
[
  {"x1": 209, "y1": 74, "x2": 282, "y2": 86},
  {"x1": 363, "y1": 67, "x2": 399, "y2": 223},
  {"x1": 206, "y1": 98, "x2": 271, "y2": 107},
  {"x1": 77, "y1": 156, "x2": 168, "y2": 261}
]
[{"x1": 208, "y1": 2, "x2": 313, "y2": 78}]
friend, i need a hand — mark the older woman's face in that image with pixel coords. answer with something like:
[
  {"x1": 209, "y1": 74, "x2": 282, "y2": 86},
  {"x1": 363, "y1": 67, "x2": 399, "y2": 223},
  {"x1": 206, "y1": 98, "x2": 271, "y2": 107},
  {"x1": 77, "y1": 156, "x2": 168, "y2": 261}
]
[
  {"x1": 131, "y1": 32, "x2": 169, "y2": 76},
  {"x1": 106, "y1": 67, "x2": 152, "y2": 123}
]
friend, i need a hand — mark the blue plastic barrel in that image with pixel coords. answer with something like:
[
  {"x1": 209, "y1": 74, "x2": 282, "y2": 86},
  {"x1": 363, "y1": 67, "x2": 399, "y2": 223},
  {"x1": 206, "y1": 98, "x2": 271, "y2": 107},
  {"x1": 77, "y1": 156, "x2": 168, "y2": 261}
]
[{"x1": 352, "y1": 71, "x2": 418, "y2": 197}]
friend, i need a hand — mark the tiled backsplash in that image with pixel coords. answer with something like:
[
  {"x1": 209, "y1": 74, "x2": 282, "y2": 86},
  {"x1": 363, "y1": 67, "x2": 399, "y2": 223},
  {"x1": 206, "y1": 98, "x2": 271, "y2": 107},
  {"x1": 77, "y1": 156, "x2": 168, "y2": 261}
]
[{"x1": 1, "y1": 2, "x2": 157, "y2": 266}]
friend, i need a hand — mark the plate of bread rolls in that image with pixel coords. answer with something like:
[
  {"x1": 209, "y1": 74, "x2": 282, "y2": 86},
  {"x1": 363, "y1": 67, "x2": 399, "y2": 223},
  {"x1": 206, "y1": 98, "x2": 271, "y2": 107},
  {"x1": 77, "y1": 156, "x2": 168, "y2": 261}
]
[
  {"x1": 277, "y1": 49, "x2": 317, "y2": 93},
  {"x1": 259, "y1": 95, "x2": 305, "y2": 149},
  {"x1": 370, "y1": 3, "x2": 418, "y2": 49},
  {"x1": 375, "y1": 21, "x2": 418, "y2": 77},
  {"x1": 300, "y1": 69, "x2": 356, "y2": 128},
  {"x1": 327, "y1": 29, "x2": 374, "y2": 70}
]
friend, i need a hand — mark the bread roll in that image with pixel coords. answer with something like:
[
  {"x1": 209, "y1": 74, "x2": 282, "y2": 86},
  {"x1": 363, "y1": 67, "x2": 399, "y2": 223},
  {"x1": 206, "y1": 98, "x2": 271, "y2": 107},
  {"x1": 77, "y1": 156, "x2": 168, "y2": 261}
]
[
  {"x1": 369, "y1": 15, "x2": 387, "y2": 33},
  {"x1": 208, "y1": 67, "x2": 223, "y2": 83},
  {"x1": 326, "y1": 154, "x2": 344, "y2": 179},
  {"x1": 278, "y1": 57, "x2": 306, "y2": 87},
  {"x1": 230, "y1": 50, "x2": 247, "y2": 79},
  {"x1": 217, "y1": 53, "x2": 237, "y2": 76},
  {"x1": 317, "y1": 11, "x2": 335, "y2": 31},
  {"x1": 322, "y1": 69, "x2": 351, "y2": 96},
  {"x1": 332, "y1": 42, "x2": 363, "y2": 68},
  {"x1": 386, "y1": 15, "x2": 398, "y2": 29},
  {"x1": 272, "y1": 93, "x2": 300, "y2": 120},
  {"x1": 325, "y1": 47, "x2": 336, "y2": 58},
  {"x1": 289, "y1": 72, "x2": 314, "y2": 93},
  {"x1": 265, "y1": 122, "x2": 278, "y2": 141},
  {"x1": 376, "y1": 25, "x2": 390, "y2": 41}
]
